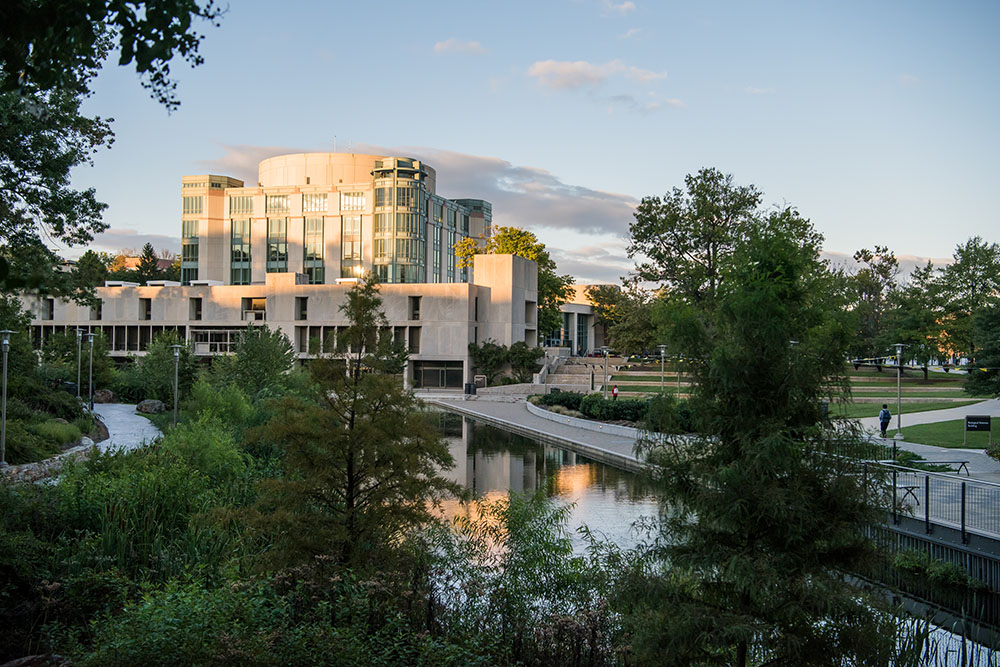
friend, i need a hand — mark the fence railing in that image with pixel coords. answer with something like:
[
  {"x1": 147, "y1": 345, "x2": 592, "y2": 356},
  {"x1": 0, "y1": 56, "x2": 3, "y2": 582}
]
[{"x1": 875, "y1": 462, "x2": 1000, "y2": 541}]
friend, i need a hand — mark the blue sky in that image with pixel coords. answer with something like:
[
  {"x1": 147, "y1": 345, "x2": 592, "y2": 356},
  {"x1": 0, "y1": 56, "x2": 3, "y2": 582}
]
[{"x1": 70, "y1": 0, "x2": 1000, "y2": 282}]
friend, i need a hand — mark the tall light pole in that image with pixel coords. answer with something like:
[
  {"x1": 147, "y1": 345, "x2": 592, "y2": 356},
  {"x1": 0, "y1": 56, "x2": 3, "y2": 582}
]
[
  {"x1": 600, "y1": 346, "x2": 610, "y2": 400},
  {"x1": 893, "y1": 342, "x2": 905, "y2": 440},
  {"x1": 86, "y1": 333, "x2": 95, "y2": 410},
  {"x1": 1, "y1": 330, "x2": 13, "y2": 467},
  {"x1": 658, "y1": 344, "x2": 667, "y2": 393},
  {"x1": 170, "y1": 344, "x2": 183, "y2": 426},
  {"x1": 75, "y1": 328, "x2": 83, "y2": 397},
  {"x1": 677, "y1": 354, "x2": 683, "y2": 396}
]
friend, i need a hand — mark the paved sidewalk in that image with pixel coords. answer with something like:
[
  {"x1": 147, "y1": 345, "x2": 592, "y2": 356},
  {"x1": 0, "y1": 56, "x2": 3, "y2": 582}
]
[
  {"x1": 853, "y1": 398, "x2": 1000, "y2": 483},
  {"x1": 426, "y1": 398, "x2": 642, "y2": 470},
  {"x1": 92, "y1": 404, "x2": 163, "y2": 453}
]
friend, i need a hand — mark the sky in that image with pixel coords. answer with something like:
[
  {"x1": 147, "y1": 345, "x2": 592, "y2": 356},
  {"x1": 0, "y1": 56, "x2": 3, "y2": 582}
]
[{"x1": 68, "y1": 0, "x2": 1000, "y2": 283}]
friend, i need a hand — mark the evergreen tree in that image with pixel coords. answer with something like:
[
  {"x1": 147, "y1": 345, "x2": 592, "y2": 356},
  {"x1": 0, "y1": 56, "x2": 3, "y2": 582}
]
[
  {"x1": 965, "y1": 304, "x2": 1000, "y2": 397},
  {"x1": 134, "y1": 242, "x2": 163, "y2": 284},
  {"x1": 248, "y1": 274, "x2": 462, "y2": 568},
  {"x1": 208, "y1": 324, "x2": 295, "y2": 397},
  {"x1": 629, "y1": 223, "x2": 894, "y2": 666}
]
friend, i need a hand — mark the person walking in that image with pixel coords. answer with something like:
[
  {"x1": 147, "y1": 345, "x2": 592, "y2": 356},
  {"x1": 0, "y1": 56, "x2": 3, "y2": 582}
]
[
  {"x1": 612, "y1": 385, "x2": 619, "y2": 401},
  {"x1": 878, "y1": 404, "x2": 891, "y2": 438}
]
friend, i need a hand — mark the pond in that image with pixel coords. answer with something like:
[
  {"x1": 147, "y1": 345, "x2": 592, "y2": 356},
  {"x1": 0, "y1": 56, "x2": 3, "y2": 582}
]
[{"x1": 435, "y1": 412, "x2": 657, "y2": 549}]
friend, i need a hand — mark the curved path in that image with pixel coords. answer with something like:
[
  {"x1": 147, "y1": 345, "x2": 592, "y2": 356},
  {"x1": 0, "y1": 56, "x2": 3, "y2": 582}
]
[
  {"x1": 428, "y1": 397, "x2": 1000, "y2": 482},
  {"x1": 92, "y1": 403, "x2": 163, "y2": 453}
]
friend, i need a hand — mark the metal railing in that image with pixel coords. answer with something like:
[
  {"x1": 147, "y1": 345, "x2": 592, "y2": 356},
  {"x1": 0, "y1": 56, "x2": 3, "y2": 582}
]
[{"x1": 877, "y1": 462, "x2": 1000, "y2": 541}]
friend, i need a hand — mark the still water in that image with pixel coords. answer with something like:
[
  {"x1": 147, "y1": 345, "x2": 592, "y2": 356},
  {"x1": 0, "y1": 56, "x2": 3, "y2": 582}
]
[{"x1": 435, "y1": 412, "x2": 657, "y2": 549}]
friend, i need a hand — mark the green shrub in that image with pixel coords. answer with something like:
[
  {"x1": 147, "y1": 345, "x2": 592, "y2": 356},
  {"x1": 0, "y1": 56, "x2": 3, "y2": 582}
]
[
  {"x1": 2, "y1": 419, "x2": 60, "y2": 464},
  {"x1": 160, "y1": 414, "x2": 247, "y2": 482},
  {"x1": 642, "y1": 395, "x2": 695, "y2": 434},
  {"x1": 579, "y1": 394, "x2": 648, "y2": 422},
  {"x1": 30, "y1": 419, "x2": 82, "y2": 447},
  {"x1": 537, "y1": 391, "x2": 584, "y2": 411},
  {"x1": 186, "y1": 379, "x2": 258, "y2": 438}
]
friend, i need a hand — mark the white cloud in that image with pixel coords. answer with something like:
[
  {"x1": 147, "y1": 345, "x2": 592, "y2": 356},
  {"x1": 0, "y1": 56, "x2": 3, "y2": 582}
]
[
  {"x1": 604, "y1": 0, "x2": 636, "y2": 14},
  {"x1": 620, "y1": 27, "x2": 641, "y2": 39},
  {"x1": 83, "y1": 228, "x2": 182, "y2": 257},
  {"x1": 745, "y1": 86, "x2": 775, "y2": 95},
  {"x1": 822, "y1": 250, "x2": 951, "y2": 279},
  {"x1": 433, "y1": 38, "x2": 487, "y2": 54},
  {"x1": 899, "y1": 73, "x2": 920, "y2": 85},
  {"x1": 527, "y1": 59, "x2": 666, "y2": 90}
]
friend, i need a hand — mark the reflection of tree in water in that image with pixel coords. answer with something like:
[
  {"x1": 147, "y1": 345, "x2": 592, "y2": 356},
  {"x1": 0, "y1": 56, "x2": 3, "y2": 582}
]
[{"x1": 463, "y1": 418, "x2": 652, "y2": 501}]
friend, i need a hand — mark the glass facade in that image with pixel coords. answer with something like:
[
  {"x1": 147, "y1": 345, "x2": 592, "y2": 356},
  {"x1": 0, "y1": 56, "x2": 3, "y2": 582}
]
[
  {"x1": 230, "y1": 219, "x2": 251, "y2": 285},
  {"x1": 302, "y1": 193, "x2": 327, "y2": 213},
  {"x1": 576, "y1": 314, "x2": 590, "y2": 355},
  {"x1": 432, "y1": 225, "x2": 441, "y2": 282},
  {"x1": 229, "y1": 196, "x2": 253, "y2": 215},
  {"x1": 304, "y1": 217, "x2": 324, "y2": 284},
  {"x1": 341, "y1": 215, "x2": 362, "y2": 278},
  {"x1": 340, "y1": 192, "x2": 365, "y2": 211},
  {"x1": 181, "y1": 219, "x2": 198, "y2": 283},
  {"x1": 266, "y1": 218, "x2": 288, "y2": 272},
  {"x1": 266, "y1": 195, "x2": 289, "y2": 213},
  {"x1": 182, "y1": 196, "x2": 203, "y2": 214}
]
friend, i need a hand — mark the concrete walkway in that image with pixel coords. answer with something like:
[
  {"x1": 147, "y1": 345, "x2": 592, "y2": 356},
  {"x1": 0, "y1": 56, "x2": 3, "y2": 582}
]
[
  {"x1": 92, "y1": 403, "x2": 163, "y2": 453},
  {"x1": 425, "y1": 398, "x2": 642, "y2": 471},
  {"x1": 853, "y1": 398, "x2": 1000, "y2": 483}
]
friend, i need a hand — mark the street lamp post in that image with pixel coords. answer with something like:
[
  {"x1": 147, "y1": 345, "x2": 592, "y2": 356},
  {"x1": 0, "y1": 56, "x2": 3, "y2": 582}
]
[
  {"x1": 1, "y1": 330, "x2": 13, "y2": 467},
  {"x1": 677, "y1": 355, "x2": 683, "y2": 396},
  {"x1": 600, "y1": 346, "x2": 610, "y2": 400},
  {"x1": 75, "y1": 328, "x2": 83, "y2": 397},
  {"x1": 86, "y1": 333, "x2": 95, "y2": 411},
  {"x1": 170, "y1": 345, "x2": 183, "y2": 426},
  {"x1": 658, "y1": 344, "x2": 667, "y2": 393},
  {"x1": 894, "y1": 342, "x2": 905, "y2": 440}
]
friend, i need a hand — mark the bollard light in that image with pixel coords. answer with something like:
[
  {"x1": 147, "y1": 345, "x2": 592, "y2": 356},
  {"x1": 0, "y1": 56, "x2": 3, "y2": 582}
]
[{"x1": 0, "y1": 330, "x2": 14, "y2": 467}]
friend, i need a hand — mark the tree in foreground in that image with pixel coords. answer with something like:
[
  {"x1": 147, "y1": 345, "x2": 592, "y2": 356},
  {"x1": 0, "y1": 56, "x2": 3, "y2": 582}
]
[
  {"x1": 629, "y1": 221, "x2": 897, "y2": 665},
  {"x1": 965, "y1": 303, "x2": 1000, "y2": 397},
  {"x1": 455, "y1": 225, "x2": 574, "y2": 341},
  {"x1": 208, "y1": 323, "x2": 295, "y2": 397},
  {"x1": 248, "y1": 274, "x2": 462, "y2": 568}
]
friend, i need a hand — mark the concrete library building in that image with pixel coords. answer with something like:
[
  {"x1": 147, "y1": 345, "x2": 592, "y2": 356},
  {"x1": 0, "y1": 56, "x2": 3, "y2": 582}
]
[{"x1": 27, "y1": 152, "x2": 598, "y2": 389}]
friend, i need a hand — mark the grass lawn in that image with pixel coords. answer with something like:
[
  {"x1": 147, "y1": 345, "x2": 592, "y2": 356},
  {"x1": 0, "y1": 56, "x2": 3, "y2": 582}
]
[
  {"x1": 616, "y1": 385, "x2": 686, "y2": 394},
  {"x1": 834, "y1": 400, "x2": 981, "y2": 420},
  {"x1": 899, "y1": 419, "x2": 995, "y2": 449},
  {"x1": 849, "y1": 390, "x2": 981, "y2": 399}
]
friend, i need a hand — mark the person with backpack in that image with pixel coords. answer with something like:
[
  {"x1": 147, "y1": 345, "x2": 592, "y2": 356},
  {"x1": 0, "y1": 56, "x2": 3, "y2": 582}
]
[{"x1": 878, "y1": 404, "x2": 892, "y2": 438}]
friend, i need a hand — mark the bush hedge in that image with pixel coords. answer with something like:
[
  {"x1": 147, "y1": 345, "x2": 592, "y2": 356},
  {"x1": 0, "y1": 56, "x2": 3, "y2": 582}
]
[
  {"x1": 579, "y1": 394, "x2": 648, "y2": 422},
  {"x1": 536, "y1": 391, "x2": 584, "y2": 411}
]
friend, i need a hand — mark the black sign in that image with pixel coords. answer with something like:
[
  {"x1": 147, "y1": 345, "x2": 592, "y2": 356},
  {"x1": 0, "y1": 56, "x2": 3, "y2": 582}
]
[{"x1": 965, "y1": 415, "x2": 992, "y2": 432}]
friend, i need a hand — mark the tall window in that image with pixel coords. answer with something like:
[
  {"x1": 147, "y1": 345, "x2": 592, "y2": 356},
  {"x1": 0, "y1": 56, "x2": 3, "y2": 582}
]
[
  {"x1": 395, "y1": 213, "x2": 418, "y2": 236},
  {"x1": 447, "y1": 230, "x2": 456, "y2": 281},
  {"x1": 231, "y1": 219, "x2": 251, "y2": 285},
  {"x1": 462, "y1": 213, "x2": 470, "y2": 234},
  {"x1": 302, "y1": 193, "x2": 327, "y2": 213},
  {"x1": 181, "y1": 219, "x2": 199, "y2": 283},
  {"x1": 229, "y1": 195, "x2": 253, "y2": 215},
  {"x1": 340, "y1": 192, "x2": 365, "y2": 211},
  {"x1": 341, "y1": 215, "x2": 362, "y2": 278},
  {"x1": 182, "y1": 196, "x2": 203, "y2": 214},
  {"x1": 266, "y1": 194, "x2": 289, "y2": 213},
  {"x1": 432, "y1": 226, "x2": 441, "y2": 282},
  {"x1": 266, "y1": 218, "x2": 288, "y2": 272},
  {"x1": 374, "y1": 238, "x2": 391, "y2": 262},
  {"x1": 375, "y1": 187, "x2": 393, "y2": 208},
  {"x1": 395, "y1": 186, "x2": 415, "y2": 208},
  {"x1": 374, "y1": 213, "x2": 392, "y2": 235},
  {"x1": 447, "y1": 209, "x2": 456, "y2": 228},
  {"x1": 303, "y1": 217, "x2": 324, "y2": 284}
]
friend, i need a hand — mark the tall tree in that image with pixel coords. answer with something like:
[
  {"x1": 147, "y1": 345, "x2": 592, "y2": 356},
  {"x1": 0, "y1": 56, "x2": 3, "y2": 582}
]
[
  {"x1": 966, "y1": 304, "x2": 1000, "y2": 397},
  {"x1": 208, "y1": 324, "x2": 296, "y2": 397},
  {"x1": 248, "y1": 275, "x2": 462, "y2": 568},
  {"x1": 455, "y1": 226, "x2": 573, "y2": 342},
  {"x1": 585, "y1": 282, "x2": 657, "y2": 355},
  {"x1": 0, "y1": 0, "x2": 223, "y2": 297},
  {"x1": 882, "y1": 260, "x2": 945, "y2": 367},
  {"x1": 135, "y1": 242, "x2": 163, "y2": 284},
  {"x1": 627, "y1": 168, "x2": 762, "y2": 309},
  {"x1": 939, "y1": 236, "x2": 1000, "y2": 362},
  {"x1": 630, "y1": 222, "x2": 893, "y2": 665},
  {"x1": 848, "y1": 245, "x2": 899, "y2": 359}
]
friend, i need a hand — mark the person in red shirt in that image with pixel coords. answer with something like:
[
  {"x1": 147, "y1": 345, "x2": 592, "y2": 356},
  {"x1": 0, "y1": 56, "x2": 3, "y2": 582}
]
[{"x1": 612, "y1": 385, "x2": 619, "y2": 401}]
